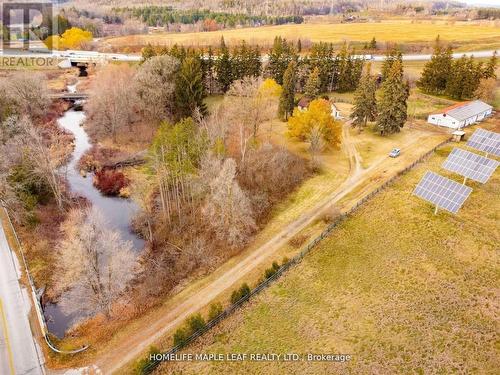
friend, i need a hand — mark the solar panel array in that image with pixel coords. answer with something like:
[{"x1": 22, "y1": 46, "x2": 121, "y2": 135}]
[
  {"x1": 442, "y1": 148, "x2": 499, "y2": 184},
  {"x1": 466, "y1": 128, "x2": 500, "y2": 157},
  {"x1": 413, "y1": 171, "x2": 472, "y2": 214}
]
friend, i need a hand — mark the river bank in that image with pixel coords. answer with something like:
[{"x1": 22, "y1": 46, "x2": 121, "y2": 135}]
[{"x1": 42, "y1": 82, "x2": 145, "y2": 338}]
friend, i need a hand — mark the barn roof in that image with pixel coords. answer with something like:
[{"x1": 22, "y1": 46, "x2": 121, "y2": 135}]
[{"x1": 441, "y1": 100, "x2": 493, "y2": 121}]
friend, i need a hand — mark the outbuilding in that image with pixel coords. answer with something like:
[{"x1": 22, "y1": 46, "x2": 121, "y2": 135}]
[{"x1": 427, "y1": 100, "x2": 493, "y2": 129}]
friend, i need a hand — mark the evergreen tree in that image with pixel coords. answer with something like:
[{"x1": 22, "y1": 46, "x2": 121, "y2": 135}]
[
  {"x1": 417, "y1": 36, "x2": 452, "y2": 94},
  {"x1": 232, "y1": 41, "x2": 261, "y2": 80},
  {"x1": 232, "y1": 40, "x2": 248, "y2": 81},
  {"x1": 141, "y1": 43, "x2": 156, "y2": 62},
  {"x1": 309, "y1": 42, "x2": 335, "y2": 92},
  {"x1": 350, "y1": 63, "x2": 377, "y2": 129},
  {"x1": 174, "y1": 57, "x2": 208, "y2": 121},
  {"x1": 267, "y1": 36, "x2": 297, "y2": 85},
  {"x1": 205, "y1": 46, "x2": 215, "y2": 94},
  {"x1": 279, "y1": 61, "x2": 297, "y2": 121},
  {"x1": 249, "y1": 45, "x2": 262, "y2": 77},
  {"x1": 349, "y1": 53, "x2": 365, "y2": 91},
  {"x1": 446, "y1": 55, "x2": 482, "y2": 100},
  {"x1": 483, "y1": 50, "x2": 497, "y2": 79},
  {"x1": 215, "y1": 37, "x2": 233, "y2": 93},
  {"x1": 376, "y1": 60, "x2": 410, "y2": 136},
  {"x1": 304, "y1": 67, "x2": 321, "y2": 99},
  {"x1": 381, "y1": 46, "x2": 403, "y2": 81},
  {"x1": 369, "y1": 37, "x2": 377, "y2": 50},
  {"x1": 169, "y1": 44, "x2": 188, "y2": 62},
  {"x1": 336, "y1": 44, "x2": 363, "y2": 92}
]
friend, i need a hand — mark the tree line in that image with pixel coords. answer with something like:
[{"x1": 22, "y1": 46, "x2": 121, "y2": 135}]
[
  {"x1": 476, "y1": 8, "x2": 500, "y2": 20},
  {"x1": 417, "y1": 37, "x2": 497, "y2": 100},
  {"x1": 141, "y1": 36, "x2": 364, "y2": 97},
  {"x1": 113, "y1": 6, "x2": 303, "y2": 28}
]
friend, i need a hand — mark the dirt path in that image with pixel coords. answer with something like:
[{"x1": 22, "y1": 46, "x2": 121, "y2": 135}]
[
  {"x1": 342, "y1": 120, "x2": 363, "y2": 178},
  {"x1": 92, "y1": 127, "x2": 448, "y2": 374}
]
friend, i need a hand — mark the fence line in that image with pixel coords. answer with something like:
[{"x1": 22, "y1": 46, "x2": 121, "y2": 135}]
[{"x1": 142, "y1": 137, "x2": 451, "y2": 374}]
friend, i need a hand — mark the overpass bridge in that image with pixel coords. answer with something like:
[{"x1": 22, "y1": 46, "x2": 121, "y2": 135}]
[{"x1": 49, "y1": 92, "x2": 88, "y2": 101}]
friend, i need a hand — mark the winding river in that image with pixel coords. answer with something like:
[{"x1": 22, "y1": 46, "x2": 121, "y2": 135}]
[{"x1": 43, "y1": 83, "x2": 145, "y2": 338}]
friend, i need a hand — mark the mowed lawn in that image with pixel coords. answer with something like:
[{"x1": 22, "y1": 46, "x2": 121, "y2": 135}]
[
  {"x1": 158, "y1": 139, "x2": 500, "y2": 374},
  {"x1": 104, "y1": 20, "x2": 500, "y2": 49}
]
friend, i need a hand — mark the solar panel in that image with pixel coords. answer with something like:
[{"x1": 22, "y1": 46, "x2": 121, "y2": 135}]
[
  {"x1": 442, "y1": 148, "x2": 499, "y2": 184},
  {"x1": 466, "y1": 128, "x2": 500, "y2": 157},
  {"x1": 413, "y1": 171, "x2": 472, "y2": 214}
]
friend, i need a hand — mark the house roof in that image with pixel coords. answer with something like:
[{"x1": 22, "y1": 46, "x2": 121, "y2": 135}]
[
  {"x1": 439, "y1": 100, "x2": 493, "y2": 121},
  {"x1": 297, "y1": 97, "x2": 311, "y2": 108},
  {"x1": 298, "y1": 97, "x2": 340, "y2": 110}
]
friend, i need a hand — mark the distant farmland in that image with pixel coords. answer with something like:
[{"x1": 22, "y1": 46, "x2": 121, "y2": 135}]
[{"x1": 103, "y1": 20, "x2": 500, "y2": 51}]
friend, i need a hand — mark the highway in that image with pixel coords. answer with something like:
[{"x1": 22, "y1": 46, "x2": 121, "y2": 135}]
[
  {"x1": 0, "y1": 48, "x2": 497, "y2": 64},
  {"x1": 0, "y1": 219, "x2": 45, "y2": 375}
]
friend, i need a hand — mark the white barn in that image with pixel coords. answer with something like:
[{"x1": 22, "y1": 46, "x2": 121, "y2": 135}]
[{"x1": 427, "y1": 100, "x2": 493, "y2": 129}]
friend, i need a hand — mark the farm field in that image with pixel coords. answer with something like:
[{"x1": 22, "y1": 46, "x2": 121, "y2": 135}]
[
  {"x1": 157, "y1": 117, "x2": 500, "y2": 375},
  {"x1": 102, "y1": 20, "x2": 500, "y2": 50}
]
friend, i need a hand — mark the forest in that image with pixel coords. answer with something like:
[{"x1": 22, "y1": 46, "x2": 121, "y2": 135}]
[{"x1": 113, "y1": 7, "x2": 304, "y2": 28}]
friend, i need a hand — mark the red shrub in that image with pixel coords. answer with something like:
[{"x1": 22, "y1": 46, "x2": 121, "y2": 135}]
[{"x1": 93, "y1": 169, "x2": 129, "y2": 196}]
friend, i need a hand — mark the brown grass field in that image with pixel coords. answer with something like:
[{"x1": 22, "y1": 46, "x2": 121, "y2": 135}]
[
  {"x1": 102, "y1": 20, "x2": 500, "y2": 51},
  {"x1": 157, "y1": 117, "x2": 500, "y2": 375}
]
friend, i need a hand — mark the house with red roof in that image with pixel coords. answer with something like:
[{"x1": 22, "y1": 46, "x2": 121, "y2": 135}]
[{"x1": 427, "y1": 100, "x2": 493, "y2": 129}]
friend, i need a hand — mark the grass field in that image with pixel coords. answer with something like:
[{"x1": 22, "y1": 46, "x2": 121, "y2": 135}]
[
  {"x1": 158, "y1": 120, "x2": 500, "y2": 375},
  {"x1": 103, "y1": 20, "x2": 500, "y2": 50}
]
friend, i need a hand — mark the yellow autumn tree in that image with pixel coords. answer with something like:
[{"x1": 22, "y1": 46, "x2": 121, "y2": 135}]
[
  {"x1": 288, "y1": 98, "x2": 341, "y2": 148},
  {"x1": 44, "y1": 35, "x2": 62, "y2": 50},
  {"x1": 258, "y1": 78, "x2": 282, "y2": 98},
  {"x1": 44, "y1": 27, "x2": 92, "y2": 50}
]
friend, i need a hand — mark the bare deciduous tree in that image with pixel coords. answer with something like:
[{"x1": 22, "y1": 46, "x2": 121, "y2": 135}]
[
  {"x1": 86, "y1": 64, "x2": 137, "y2": 142},
  {"x1": 474, "y1": 78, "x2": 497, "y2": 104},
  {"x1": 57, "y1": 207, "x2": 137, "y2": 319},
  {"x1": 17, "y1": 117, "x2": 65, "y2": 209},
  {"x1": 202, "y1": 158, "x2": 256, "y2": 249},
  {"x1": 238, "y1": 142, "x2": 309, "y2": 218},
  {"x1": 1, "y1": 72, "x2": 49, "y2": 120},
  {"x1": 135, "y1": 55, "x2": 179, "y2": 123},
  {"x1": 130, "y1": 174, "x2": 155, "y2": 243},
  {"x1": 0, "y1": 117, "x2": 24, "y2": 215},
  {"x1": 308, "y1": 125, "x2": 325, "y2": 169},
  {"x1": 223, "y1": 76, "x2": 279, "y2": 164}
]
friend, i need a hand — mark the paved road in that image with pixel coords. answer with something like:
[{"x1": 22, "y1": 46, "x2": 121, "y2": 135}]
[
  {"x1": 0, "y1": 220, "x2": 45, "y2": 375},
  {"x1": 0, "y1": 48, "x2": 497, "y2": 64}
]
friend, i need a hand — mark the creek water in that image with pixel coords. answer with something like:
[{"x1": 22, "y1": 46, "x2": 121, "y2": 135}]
[{"x1": 43, "y1": 83, "x2": 145, "y2": 338}]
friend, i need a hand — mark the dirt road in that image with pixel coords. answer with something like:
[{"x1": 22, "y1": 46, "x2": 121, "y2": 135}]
[{"x1": 92, "y1": 125, "x2": 448, "y2": 374}]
